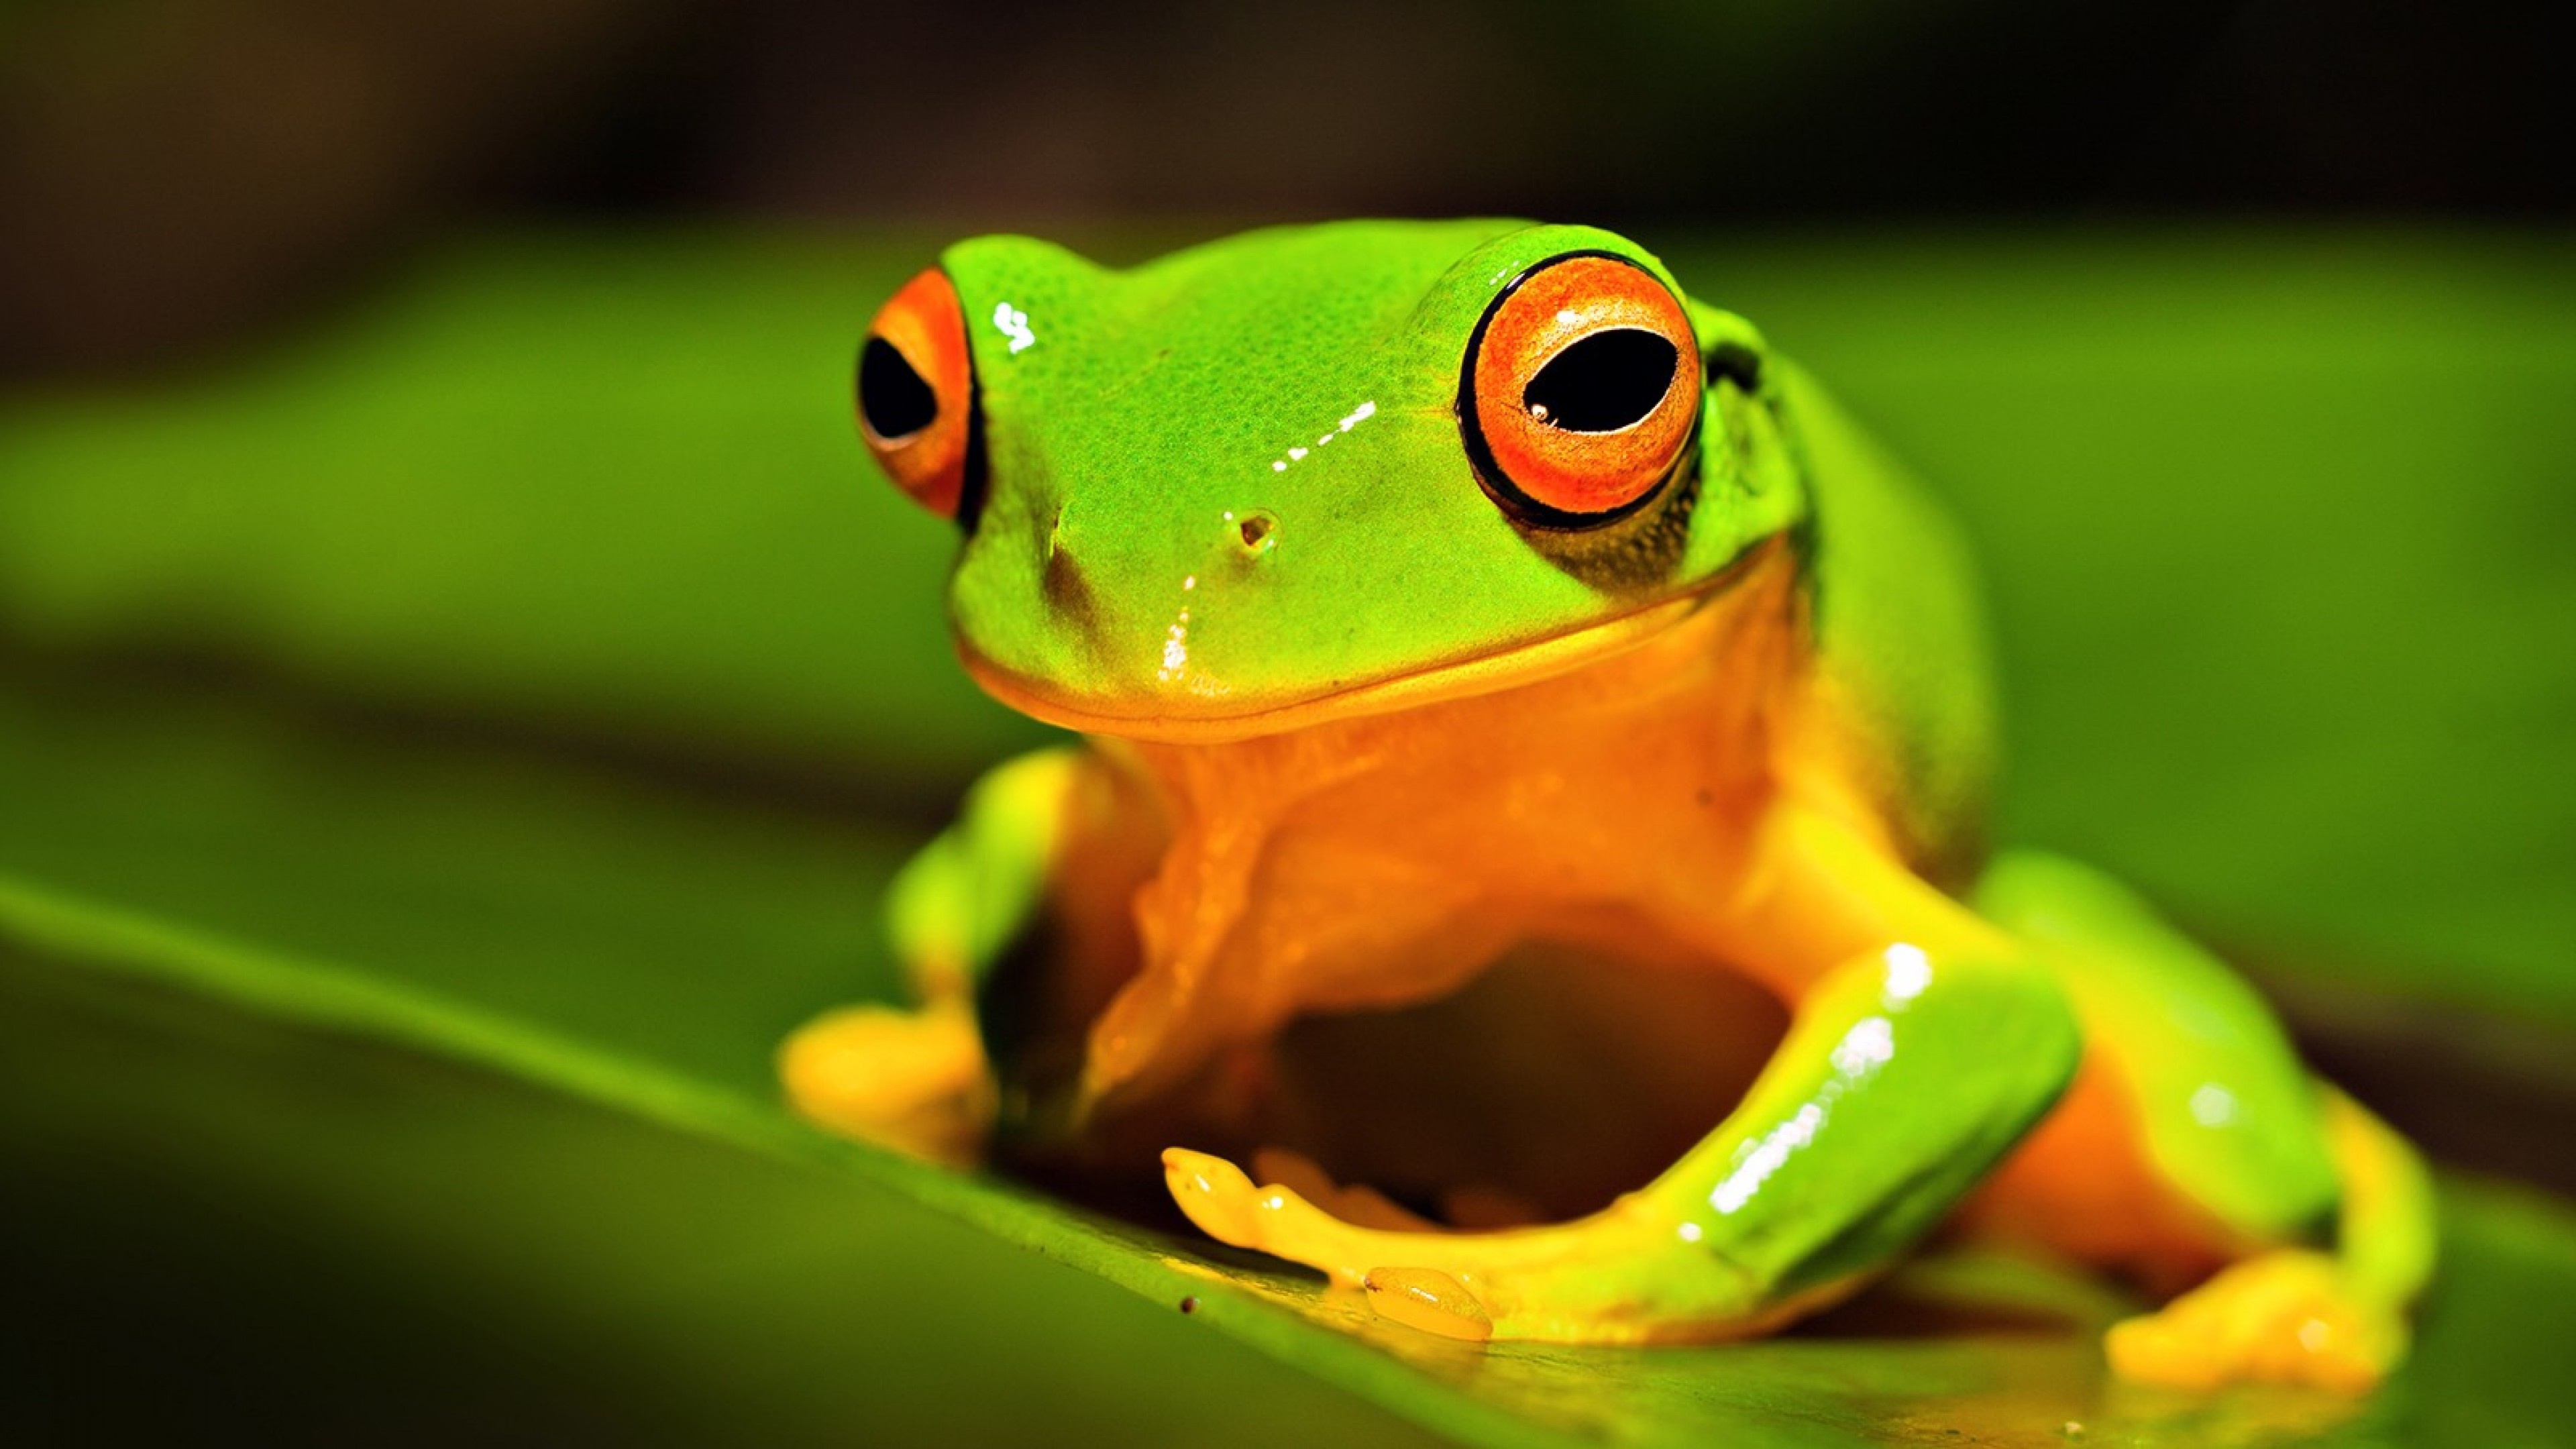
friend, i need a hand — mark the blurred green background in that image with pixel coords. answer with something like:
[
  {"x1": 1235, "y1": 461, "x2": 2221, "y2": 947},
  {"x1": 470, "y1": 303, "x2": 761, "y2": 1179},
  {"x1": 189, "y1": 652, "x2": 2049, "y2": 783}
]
[{"x1": 3, "y1": 2, "x2": 2571, "y2": 1445}]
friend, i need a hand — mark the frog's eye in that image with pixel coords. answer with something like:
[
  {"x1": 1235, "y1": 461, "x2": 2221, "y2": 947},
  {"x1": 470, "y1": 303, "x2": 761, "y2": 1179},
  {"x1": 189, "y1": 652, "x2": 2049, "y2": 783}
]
[
  {"x1": 858, "y1": 267, "x2": 977, "y2": 521},
  {"x1": 1460, "y1": 254, "x2": 1701, "y2": 527}
]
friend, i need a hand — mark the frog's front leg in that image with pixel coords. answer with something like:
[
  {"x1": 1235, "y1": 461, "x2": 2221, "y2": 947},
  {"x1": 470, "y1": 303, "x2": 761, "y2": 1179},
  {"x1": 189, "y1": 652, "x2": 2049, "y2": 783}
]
[
  {"x1": 781, "y1": 747, "x2": 1090, "y2": 1165},
  {"x1": 1166, "y1": 812, "x2": 2081, "y2": 1343}
]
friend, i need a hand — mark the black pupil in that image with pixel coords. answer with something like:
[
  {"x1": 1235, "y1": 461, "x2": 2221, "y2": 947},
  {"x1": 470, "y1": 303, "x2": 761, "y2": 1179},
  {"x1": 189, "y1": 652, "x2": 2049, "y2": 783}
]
[
  {"x1": 1521, "y1": 329, "x2": 1678, "y2": 433},
  {"x1": 859, "y1": 336, "x2": 940, "y2": 439}
]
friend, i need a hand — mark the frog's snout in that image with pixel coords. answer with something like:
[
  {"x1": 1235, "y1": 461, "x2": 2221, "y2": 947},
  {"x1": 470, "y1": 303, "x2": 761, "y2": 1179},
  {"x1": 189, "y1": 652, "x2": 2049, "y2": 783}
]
[
  {"x1": 990, "y1": 494, "x2": 1303, "y2": 708},
  {"x1": 1038, "y1": 500, "x2": 1277, "y2": 602}
]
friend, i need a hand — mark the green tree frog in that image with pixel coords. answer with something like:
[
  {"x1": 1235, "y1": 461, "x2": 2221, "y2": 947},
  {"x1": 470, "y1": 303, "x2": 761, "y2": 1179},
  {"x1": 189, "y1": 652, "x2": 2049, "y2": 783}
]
[{"x1": 783, "y1": 221, "x2": 2433, "y2": 1390}]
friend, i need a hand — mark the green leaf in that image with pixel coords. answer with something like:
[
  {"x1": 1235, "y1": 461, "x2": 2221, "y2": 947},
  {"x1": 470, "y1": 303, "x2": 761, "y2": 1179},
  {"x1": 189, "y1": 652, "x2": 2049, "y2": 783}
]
[
  {"x1": 5, "y1": 229, "x2": 2574, "y2": 1444},
  {"x1": 10, "y1": 684, "x2": 2573, "y2": 1446}
]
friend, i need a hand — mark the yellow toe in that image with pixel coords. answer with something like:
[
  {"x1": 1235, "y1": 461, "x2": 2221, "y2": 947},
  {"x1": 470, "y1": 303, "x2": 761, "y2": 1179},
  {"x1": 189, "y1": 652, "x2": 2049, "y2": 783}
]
[
  {"x1": 2106, "y1": 1250, "x2": 2403, "y2": 1393},
  {"x1": 781, "y1": 1002, "x2": 992, "y2": 1166}
]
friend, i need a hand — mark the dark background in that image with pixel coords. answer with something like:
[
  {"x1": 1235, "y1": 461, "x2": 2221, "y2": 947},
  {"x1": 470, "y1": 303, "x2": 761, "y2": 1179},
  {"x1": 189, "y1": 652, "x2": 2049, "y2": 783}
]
[{"x1": 1, "y1": 0, "x2": 2563, "y2": 376}]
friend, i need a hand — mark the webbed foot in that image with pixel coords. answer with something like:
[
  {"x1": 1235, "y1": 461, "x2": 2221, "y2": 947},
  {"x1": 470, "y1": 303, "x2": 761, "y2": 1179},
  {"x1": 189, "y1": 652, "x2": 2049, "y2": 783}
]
[
  {"x1": 2106, "y1": 1249, "x2": 2406, "y2": 1393},
  {"x1": 782, "y1": 1000, "x2": 994, "y2": 1167}
]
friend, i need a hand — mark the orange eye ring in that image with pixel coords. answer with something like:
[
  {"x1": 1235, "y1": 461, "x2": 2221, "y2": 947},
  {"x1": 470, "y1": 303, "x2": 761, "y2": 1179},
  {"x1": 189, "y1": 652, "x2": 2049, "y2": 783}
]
[
  {"x1": 857, "y1": 267, "x2": 977, "y2": 521},
  {"x1": 1460, "y1": 253, "x2": 1701, "y2": 528}
]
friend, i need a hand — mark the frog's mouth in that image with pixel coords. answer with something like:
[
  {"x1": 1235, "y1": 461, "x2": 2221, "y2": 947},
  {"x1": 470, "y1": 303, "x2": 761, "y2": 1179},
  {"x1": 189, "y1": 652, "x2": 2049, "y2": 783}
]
[{"x1": 957, "y1": 551, "x2": 1764, "y2": 745}]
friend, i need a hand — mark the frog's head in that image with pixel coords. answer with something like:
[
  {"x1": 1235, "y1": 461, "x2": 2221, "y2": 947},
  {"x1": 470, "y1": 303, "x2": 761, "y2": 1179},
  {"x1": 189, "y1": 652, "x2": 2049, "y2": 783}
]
[{"x1": 854, "y1": 221, "x2": 1804, "y2": 741}]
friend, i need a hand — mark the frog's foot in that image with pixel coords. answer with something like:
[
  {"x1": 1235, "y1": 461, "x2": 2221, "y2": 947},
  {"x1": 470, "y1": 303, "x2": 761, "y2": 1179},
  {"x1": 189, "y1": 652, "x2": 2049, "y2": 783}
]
[
  {"x1": 781, "y1": 1000, "x2": 994, "y2": 1168},
  {"x1": 1163, "y1": 1147, "x2": 1758, "y2": 1344},
  {"x1": 2106, "y1": 1249, "x2": 2406, "y2": 1393}
]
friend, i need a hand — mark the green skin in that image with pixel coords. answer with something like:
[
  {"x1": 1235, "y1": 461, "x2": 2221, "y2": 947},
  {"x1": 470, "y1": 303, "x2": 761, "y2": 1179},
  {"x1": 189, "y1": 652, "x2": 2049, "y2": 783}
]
[{"x1": 847, "y1": 221, "x2": 2432, "y2": 1357}]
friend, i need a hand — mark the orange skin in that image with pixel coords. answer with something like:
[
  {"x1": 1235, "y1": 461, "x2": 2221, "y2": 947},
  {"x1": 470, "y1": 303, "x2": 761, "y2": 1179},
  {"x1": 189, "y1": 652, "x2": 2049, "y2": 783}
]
[
  {"x1": 1026, "y1": 545, "x2": 2232, "y2": 1286},
  {"x1": 790, "y1": 538, "x2": 2419, "y2": 1379}
]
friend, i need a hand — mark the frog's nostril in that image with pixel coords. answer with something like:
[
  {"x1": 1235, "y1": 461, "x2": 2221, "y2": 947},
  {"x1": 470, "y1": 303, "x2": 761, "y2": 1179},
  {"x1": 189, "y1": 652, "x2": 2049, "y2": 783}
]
[
  {"x1": 1044, "y1": 534, "x2": 1092, "y2": 620},
  {"x1": 1228, "y1": 508, "x2": 1279, "y2": 557}
]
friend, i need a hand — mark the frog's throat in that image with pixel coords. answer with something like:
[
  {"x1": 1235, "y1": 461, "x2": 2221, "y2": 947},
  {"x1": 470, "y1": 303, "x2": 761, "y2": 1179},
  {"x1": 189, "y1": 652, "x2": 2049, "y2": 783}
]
[{"x1": 958, "y1": 539, "x2": 1782, "y2": 745}]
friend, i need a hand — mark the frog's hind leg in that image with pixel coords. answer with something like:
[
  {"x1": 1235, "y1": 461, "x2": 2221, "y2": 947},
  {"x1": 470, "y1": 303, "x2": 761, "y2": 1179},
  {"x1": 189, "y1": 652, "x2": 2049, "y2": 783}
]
[{"x1": 1968, "y1": 852, "x2": 2434, "y2": 1391}]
